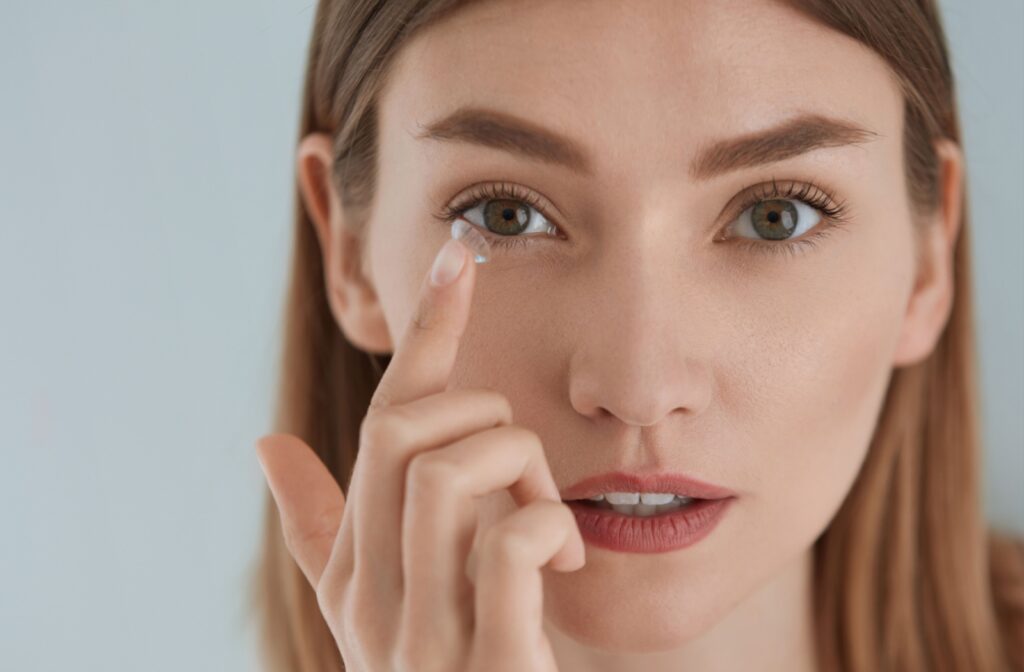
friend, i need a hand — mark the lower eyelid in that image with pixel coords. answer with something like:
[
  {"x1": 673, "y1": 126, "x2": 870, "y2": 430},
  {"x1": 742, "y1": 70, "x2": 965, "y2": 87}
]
[{"x1": 735, "y1": 220, "x2": 847, "y2": 258}]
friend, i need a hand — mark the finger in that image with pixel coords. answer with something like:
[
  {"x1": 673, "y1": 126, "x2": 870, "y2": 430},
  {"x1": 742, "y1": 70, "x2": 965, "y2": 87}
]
[
  {"x1": 367, "y1": 237, "x2": 476, "y2": 413},
  {"x1": 471, "y1": 500, "x2": 585, "y2": 666},
  {"x1": 398, "y1": 425, "x2": 567, "y2": 661},
  {"x1": 323, "y1": 388, "x2": 513, "y2": 614},
  {"x1": 321, "y1": 234, "x2": 477, "y2": 614},
  {"x1": 256, "y1": 433, "x2": 345, "y2": 590}
]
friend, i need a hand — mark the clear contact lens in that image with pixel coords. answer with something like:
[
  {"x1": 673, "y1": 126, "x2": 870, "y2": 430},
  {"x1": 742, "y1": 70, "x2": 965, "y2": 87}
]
[{"x1": 451, "y1": 217, "x2": 490, "y2": 264}]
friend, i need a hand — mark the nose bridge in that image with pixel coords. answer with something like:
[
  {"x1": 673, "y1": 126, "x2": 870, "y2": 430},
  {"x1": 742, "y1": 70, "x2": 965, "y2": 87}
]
[{"x1": 567, "y1": 227, "x2": 713, "y2": 426}]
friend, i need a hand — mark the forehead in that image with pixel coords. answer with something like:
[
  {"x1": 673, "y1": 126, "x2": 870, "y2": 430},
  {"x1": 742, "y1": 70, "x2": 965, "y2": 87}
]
[{"x1": 379, "y1": 0, "x2": 902, "y2": 180}]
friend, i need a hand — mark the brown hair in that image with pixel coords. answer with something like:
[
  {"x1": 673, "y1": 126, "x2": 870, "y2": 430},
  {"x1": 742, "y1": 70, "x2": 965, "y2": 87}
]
[{"x1": 247, "y1": 1, "x2": 1024, "y2": 670}]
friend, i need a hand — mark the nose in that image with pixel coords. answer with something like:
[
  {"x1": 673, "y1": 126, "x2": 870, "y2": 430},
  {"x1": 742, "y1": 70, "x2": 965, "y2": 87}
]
[{"x1": 567, "y1": 245, "x2": 713, "y2": 428}]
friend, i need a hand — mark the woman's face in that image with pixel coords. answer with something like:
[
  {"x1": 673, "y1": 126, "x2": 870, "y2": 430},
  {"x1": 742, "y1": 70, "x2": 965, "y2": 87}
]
[{"x1": 337, "y1": 0, "x2": 936, "y2": 653}]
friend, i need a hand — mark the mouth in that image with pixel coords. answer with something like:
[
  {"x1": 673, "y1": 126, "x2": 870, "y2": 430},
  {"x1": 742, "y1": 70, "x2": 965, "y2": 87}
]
[
  {"x1": 565, "y1": 494, "x2": 707, "y2": 518},
  {"x1": 563, "y1": 493, "x2": 735, "y2": 552}
]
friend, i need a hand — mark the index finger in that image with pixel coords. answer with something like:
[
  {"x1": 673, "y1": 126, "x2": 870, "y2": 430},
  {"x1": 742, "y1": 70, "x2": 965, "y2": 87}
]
[{"x1": 368, "y1": 233, "x2": 478, "y2": 412}]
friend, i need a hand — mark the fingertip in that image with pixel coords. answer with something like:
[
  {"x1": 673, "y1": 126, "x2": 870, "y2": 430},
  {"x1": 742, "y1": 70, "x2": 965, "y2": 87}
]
[
  {"x1": 254, "y1": 434, "x2": 313, "y2": 499},
  {"x1": 254, "y1": 436, "x2": 274, "y2": 479},
  {"x1": 550, "y1": 527, "x2": 587, "y2": 573},
  {"x1": 256, "y1": 432, "x2": 308, "y2": 466},
  {"x1": 429, "y1": 237, "x2": 469, "y2": 288},
  {"x1": 254, "y1": 434, "x2": 273, "y2": 467},
  {"x1": 566, "y1": 535, "x2": 587, "y2": 572},
  {"x1": 255, "y1": 432, "x2": 285, "y2": 460}
]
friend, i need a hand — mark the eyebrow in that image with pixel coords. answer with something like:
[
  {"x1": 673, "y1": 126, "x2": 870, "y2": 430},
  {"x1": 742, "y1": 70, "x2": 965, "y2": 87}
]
[
  {"x1": 413, "y1": 107, "x2": 592, "y2": 175},
  {"x1": 688, "y1": 113, "x2": 879, "y2": 180},
  {"x1": 413, "y1": 107, "x2": 879, "y2": 180}
]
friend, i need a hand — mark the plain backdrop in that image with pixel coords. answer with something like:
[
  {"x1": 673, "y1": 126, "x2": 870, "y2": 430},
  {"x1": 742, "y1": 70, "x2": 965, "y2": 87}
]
[{"x1": 1, "y1": 2, "x2": 1021, "y2": 670}]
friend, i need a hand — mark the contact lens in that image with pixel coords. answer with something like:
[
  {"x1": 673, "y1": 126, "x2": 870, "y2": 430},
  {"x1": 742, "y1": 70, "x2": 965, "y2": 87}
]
[{"x1": 451, "y1": 217, "x2": 490, "y2": 264}]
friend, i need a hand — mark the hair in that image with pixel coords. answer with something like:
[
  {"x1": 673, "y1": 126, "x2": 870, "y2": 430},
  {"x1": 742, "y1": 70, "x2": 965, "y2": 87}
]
[{"x1": 247, "y1": 1, "x2": 1024, "y2": 670}]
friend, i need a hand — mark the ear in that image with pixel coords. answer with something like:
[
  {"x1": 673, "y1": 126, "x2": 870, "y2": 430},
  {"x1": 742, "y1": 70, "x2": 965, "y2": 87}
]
[
  {"x1": 891, "y1": 138, "x2": 965, "y2": 367},
  {"x1": 295, "y1": 133, "x2": 393, "y2": 354}
]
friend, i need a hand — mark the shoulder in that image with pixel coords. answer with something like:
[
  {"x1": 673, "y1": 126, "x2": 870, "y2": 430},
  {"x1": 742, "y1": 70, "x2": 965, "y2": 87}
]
[{"x1": 989, "y1": 529, "x2": 1024, "y2": 670}]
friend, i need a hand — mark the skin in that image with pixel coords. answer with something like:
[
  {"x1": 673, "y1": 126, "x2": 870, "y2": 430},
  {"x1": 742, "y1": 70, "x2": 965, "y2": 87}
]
[{"x1": 262, "y1": 0, "x2": 965, "y2": 669}]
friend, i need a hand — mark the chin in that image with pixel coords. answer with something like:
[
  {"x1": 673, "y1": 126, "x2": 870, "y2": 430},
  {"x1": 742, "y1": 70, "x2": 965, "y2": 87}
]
[{"x1": 541, "y1": 567, "x2": 736, "y2": 653}]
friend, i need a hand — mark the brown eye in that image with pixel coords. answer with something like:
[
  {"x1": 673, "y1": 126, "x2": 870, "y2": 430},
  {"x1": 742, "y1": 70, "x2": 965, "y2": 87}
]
[
  {"x1": 483, "y1": 199, "x2": 531, "y2": 236},
  {"x1": 750, "y1": 199, "x2": 798, "y2": 240},
  {"x1": 733, "y1": 197, "x2": 821, "y2": 242}
]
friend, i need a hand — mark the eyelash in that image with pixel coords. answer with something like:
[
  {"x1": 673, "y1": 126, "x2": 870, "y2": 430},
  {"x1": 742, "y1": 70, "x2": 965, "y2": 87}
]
[
  {"x1": 431, "y1": 177, "x2": 852, "y2": 258},
  {"x1": 726, "y1": 177, "x2": 852, "y2": 258}
]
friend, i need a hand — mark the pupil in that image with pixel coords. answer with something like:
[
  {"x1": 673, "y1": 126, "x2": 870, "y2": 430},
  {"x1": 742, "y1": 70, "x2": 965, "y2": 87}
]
[
  {"x1": 767, "y1": 211, "x2": 779, "y2": 223},
  {"x1": 502, "y1": 208, "x2": 514, "y2": 220}
]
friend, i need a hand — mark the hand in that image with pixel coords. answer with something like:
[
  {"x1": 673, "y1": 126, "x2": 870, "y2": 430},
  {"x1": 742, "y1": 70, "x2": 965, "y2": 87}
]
[{"x1": 256, "y1": 237, "x2": 585, "y2": 671}]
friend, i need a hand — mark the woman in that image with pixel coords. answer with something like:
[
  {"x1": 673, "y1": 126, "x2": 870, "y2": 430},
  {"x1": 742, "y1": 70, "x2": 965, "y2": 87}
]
[{"x1": 249, "y1": 0, "x2": 1024, "y2": 669}]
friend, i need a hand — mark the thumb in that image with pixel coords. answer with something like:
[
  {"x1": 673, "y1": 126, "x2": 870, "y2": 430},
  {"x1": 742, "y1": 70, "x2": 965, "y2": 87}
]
[{"x1": 256, "y1": 433, "x2": 345, "y2": 590}]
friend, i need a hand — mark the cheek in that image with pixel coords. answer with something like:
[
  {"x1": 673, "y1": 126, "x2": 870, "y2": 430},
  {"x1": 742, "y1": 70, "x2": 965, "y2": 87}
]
[{"x1": 724, "y1": 217, "x2": 914, "y2": 552}]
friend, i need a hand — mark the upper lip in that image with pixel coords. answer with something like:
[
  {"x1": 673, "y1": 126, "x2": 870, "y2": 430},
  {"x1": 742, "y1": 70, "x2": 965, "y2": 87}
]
[{"x1": 560, "y1": 471, "x2": 736, "y2": 501}]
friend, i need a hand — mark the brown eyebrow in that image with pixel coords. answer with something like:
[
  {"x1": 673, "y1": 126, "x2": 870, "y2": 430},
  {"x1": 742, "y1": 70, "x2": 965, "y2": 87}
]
[
  {"x1": 413, "y1": 107, "x2": 594, "y2": 175},
  {"x1": 688, "y1": 113, "x2": 879, "y2": 180},
  {"x1": 414, "y1": 107, "x2": 878, "y2": 179}
]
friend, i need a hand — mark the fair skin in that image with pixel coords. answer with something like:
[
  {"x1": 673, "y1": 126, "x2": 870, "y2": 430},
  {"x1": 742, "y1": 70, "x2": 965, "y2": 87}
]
[{"x1": 258, "y1": 0, "x2": 964, "y2": 670}]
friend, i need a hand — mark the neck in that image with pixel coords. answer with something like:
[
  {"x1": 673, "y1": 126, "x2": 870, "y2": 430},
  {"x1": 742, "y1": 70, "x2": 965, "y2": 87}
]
[{"x1": 544, "y1": 548, "x2": 818, "y2": 672}]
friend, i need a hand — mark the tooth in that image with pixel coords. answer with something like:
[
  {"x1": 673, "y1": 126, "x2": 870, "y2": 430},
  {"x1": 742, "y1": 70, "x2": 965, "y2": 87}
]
[
  {"x1": 639, "y1": 492, "x2": 676, "y2": 505},
  {"x1": 586, "y1": 494, "x2": 605, "y2": 501},
  {"x1": 604, "y1": 492, "x2": 640, "y2": 505},
  {"x1": 634, "y1": 504, "x2": 657, "y2": 515}
]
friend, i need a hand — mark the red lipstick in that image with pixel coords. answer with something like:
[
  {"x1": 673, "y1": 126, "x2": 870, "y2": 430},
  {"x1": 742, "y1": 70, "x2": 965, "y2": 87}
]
[{"x1": 560, "y1": 471, "x2": 736, "y2": 554}]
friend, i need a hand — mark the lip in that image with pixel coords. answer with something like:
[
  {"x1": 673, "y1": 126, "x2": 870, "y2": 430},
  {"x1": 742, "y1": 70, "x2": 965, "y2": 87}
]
[
  {"x1": 559, "y1": 471, "x2": 737, "y2": 554},
  {"x1": 565, "y1": 497, "x2": 734, "y2": 553},
  {"x1": 559, "y1": 471, "x2": 736, "y2": 501}
]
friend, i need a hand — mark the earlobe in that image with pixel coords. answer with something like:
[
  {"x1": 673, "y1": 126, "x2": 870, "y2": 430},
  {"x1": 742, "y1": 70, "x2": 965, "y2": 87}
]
[
  {"x1": 295, "y1": 133, "x2": 394, "y2": 355},
  {"x1": 891, "y1": 138, "x2": 965, "y2": 367}
]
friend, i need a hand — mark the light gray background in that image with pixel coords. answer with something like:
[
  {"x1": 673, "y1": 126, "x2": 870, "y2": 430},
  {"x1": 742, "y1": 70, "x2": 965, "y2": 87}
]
[{"x1": 1, "y1": 2, "x2": 1021, "y2": 670}]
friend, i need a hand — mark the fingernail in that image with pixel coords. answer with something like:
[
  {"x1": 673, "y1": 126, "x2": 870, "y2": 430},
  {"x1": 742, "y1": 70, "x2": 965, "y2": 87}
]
[{"x1": 430, "y1": 238, "x2": 467, "y2": 287}]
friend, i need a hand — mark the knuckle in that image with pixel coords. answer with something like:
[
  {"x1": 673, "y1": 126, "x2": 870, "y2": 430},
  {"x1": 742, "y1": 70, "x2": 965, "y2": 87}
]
[
  {"x1": 529, "y1": 498, "x2": 565, "y2": 521},
  {"x1": 478, "y1": 387, "x2": 514, "y2": 424},
  {"x1": 507, "y1": 425, "x2": 544, "y2": 458},
  {"x1": 499, "y1": 423, "x2": 540, "y2": 449},
  {"x1": 360, "y1": 406, "x2": 415, "y2": 449},
  {"x1": 410, "y1": 299, "x2": 439, "y2": 334},
  {"x1": 358, "y1": 411, "x2": 382, "y2": 446},
  {"x1": 366, "y1": 384, "x2": 397, "y2": 414},
  {"x1": 407, "y1": 451, "x2": 462, "y2": 495},
  {"x1": 481, "y1": 524, "x2": 533, "y2": 567}
]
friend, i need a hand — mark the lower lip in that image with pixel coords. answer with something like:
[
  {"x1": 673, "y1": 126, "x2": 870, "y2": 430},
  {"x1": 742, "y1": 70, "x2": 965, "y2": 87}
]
[{"x1": 565, "y1": 497, "x2": 735, "y2": 553}]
